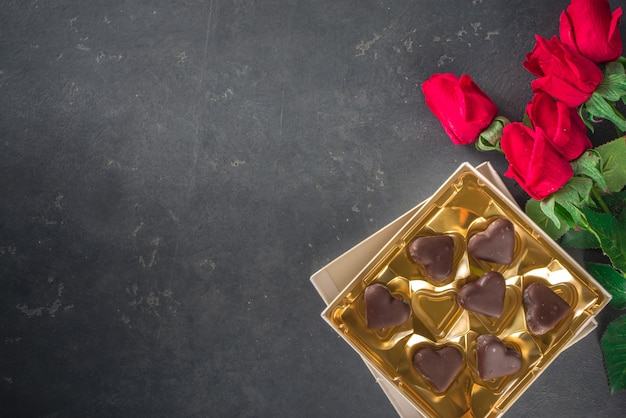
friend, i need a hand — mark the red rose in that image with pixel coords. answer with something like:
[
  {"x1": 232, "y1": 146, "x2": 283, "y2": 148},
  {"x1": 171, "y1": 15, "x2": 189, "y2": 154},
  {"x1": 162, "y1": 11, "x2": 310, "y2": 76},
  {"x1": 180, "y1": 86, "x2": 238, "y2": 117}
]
[
  {"x1": 421, "y1": 73, "x2": 498, "y2": 145},
  {"x1": 526, "y1": 92, "x2": 592, "y2": 161},
  {"x1": 523, "y1": 35, "x2": 603, "y2": 107},
  {"x1": 501, "y1": 122, "x2": 574, "y2": 200},
  {"x1": 560, "y1": 0, "x2": 623, "y2": 64}
]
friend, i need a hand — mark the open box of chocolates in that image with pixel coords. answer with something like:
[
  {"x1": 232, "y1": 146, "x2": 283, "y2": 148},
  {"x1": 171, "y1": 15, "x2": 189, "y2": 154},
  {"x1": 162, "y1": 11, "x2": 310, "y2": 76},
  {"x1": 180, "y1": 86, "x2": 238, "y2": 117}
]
[{"x1": 317, "y1": 163, "x2": 611, "y2": 418}]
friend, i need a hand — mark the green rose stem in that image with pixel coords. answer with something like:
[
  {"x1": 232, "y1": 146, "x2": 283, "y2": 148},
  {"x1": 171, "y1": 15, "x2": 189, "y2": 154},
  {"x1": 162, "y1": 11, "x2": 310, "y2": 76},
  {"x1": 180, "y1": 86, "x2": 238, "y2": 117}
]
[
  {"x1": 609, "y1": 102, "x2": 626, "y2": 137},
  {"x1": 592, "y1": 188, "x2": 613, "y2": 215}
]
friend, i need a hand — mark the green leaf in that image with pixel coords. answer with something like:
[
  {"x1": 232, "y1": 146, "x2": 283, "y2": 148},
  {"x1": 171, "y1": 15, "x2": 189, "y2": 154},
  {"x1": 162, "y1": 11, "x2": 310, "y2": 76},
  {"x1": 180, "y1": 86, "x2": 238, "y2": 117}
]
[
  {"x1": 583, "y1": 207, "x2": 626, "y2": 273},
  {"x1": 604, "y1": 60, "x2": 626, "y2": 75},
  {"x1": 586, "y1": 263, "x2": 626, "y2": 309},
  {"x1": 536, "y1": 177, "x2": 592, "y2": 231},
  {"x1": 571, "y1": 150, "x2": 608, "y2": 191},
  {"x1": 596, "y1": 74, "x2": 626, "y2": 101},
  {"x1": 601, "y1": 314, "x2": 626, "y2": 393},
  {"x1": 551, "y1": 177, "x2": 593, "y2": 227},
  {"x1": 603, "y1": 190, "x2": 626, "y2": 215},
  {"x1": 525, "y1": 198, "x2": 570, "y2": 240},
  {"x1": 539, "y1": 196, "x2": 563, "y2": 228},
  {"x1": 584, "y1": 92, "x2": 626, "y2": 133},
  {"x1": 561, "y1": 176, "x2": 594, "y2": 203},
  {"x1": 561, "y1": 228, "x2": 600, "y2": 249},
  {"x1": 596, "y1": 137, "x2": 626, "y2": 192}
]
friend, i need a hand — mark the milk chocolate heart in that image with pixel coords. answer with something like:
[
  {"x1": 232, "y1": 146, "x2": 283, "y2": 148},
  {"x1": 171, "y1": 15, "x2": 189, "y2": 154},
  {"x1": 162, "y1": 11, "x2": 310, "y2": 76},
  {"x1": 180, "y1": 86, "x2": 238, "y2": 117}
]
[
  {"x1": 457, "y1": 272, "x2": 505, "y2": 318},
  {"x1": 523, "y1": 282, "x2": 570, "y2": 335},
  {"x1": 364, "y1": 283, "x2": 411, "y2": 329},
  {"x1": 476, "y1": 334, "x2": 522, "y2": 380},
  {"x1": 468, "y1": 218, "x2": 515, "y2": 264},
  {"x1": 413, "y1": 346, "x2": 464, "y2": 392},
  {"x1": 408, "y1": 235, "x2": 454, "y2": 280}
]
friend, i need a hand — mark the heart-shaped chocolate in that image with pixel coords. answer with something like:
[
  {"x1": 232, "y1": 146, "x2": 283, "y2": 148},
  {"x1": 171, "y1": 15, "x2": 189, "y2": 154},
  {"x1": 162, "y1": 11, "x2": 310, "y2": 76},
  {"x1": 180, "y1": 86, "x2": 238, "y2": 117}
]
[
  {"x1": 457, "y1": 272, "x2": 505, "y2": 318},
  {"x1": 523, "y1": 282, "x2": 570, "y2": 335},
  {"x1": 476, "y1": 334, "x2": 522, "y2": 380},
  {"x1": 468, "y1": 218, "x2": 515, "y2": 264},
  {"x1": 364, "y1": 283, "x2": 411, "y2": 329},
  {"x1": 408, "y1": 235, "x2": 454, "y2": 281},
  {"x1": 413, "y1": 346, "x2": 464, "y2": 392}
]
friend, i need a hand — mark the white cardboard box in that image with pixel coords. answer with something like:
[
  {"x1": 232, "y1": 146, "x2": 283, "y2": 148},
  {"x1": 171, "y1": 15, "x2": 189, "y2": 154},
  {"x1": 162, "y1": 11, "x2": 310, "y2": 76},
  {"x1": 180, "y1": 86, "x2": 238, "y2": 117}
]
[{"x1": 311, "y1": 162, "x2": 601, "y2": 418}]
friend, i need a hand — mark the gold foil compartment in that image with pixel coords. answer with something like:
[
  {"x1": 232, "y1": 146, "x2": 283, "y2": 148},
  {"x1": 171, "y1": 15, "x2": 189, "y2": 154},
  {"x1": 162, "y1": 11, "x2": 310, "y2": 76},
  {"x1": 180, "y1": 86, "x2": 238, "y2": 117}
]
[{"x1": 323, "y1": 165, "x2": 610, "y2": 418}]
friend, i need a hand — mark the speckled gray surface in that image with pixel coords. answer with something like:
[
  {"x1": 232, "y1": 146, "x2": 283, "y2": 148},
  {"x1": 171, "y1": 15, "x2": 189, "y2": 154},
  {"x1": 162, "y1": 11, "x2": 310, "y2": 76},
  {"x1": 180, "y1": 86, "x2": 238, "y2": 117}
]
[{"x1": 1, "y1": 0, "x2": 626, "y2": 417}]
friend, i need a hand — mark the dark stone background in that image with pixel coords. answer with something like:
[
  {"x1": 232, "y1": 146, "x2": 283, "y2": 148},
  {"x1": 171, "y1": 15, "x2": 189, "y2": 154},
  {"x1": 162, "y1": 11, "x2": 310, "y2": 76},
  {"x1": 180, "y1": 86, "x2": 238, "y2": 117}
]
[{"x1": 1, "y1": 0, "x2": 625, "y2": 416}]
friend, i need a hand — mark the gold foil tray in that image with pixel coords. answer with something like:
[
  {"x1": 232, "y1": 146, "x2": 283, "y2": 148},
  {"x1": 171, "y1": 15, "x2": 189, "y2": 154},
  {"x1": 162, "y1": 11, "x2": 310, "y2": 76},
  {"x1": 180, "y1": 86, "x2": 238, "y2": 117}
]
[{"x1": 322, "y1": 163, "x2": 610, "y2": 418}]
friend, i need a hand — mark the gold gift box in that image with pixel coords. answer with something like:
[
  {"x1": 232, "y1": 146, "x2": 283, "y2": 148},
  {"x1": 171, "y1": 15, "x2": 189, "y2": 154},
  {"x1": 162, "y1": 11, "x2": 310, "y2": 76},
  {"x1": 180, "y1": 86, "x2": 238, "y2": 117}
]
[{"x1": 313, "y1": 163, "x2": 611, "y2": 418}]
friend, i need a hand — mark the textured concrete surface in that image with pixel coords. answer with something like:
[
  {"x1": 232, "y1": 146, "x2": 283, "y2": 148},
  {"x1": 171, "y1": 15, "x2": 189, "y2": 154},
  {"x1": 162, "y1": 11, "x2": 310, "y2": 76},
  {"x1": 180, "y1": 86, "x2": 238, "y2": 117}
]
[{"x1": 1, "y1": 0, "x2": 626, "y2": 416}]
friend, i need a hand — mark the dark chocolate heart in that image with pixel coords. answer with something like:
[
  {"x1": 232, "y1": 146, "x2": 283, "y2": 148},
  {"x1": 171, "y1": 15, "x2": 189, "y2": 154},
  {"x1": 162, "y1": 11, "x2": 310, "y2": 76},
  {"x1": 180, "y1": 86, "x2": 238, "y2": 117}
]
[
  {"x1": 413, "y1": 346, "x2": 464, "y2": 392},
  {"x1": 364, "y1": 283, "x2": 411, "y2": 329},
  {"x1": 457, "y1": 272, "x2": 505, "y2": 318},
  {"x1": 468, "y1": 218, "x2": 515, "y2": 264},
  {"x1": 408, "y1": 235, "x2": 454, "y2": 281},
  {"x1": 476, "y1": 334, "x2": 522, "y2": 380},
  {"x1": 523, "y1": 282, "x2": 570, "y2": 335}
]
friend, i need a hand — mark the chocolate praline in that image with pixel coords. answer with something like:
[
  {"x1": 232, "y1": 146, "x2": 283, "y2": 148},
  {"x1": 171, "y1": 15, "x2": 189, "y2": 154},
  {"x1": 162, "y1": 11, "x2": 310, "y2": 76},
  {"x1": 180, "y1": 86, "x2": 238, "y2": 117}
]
[
  {"x1": 408, "y1": 235, "x2": 454, "y2": 280},
  {"x1": 413, "y1": 346, "x2": 464, "y2": 392},
  {"x1": 523, "y1": 282, "x2": 570, "y2": 335},
  {"x1": 364, "y1": 283, "x2": 411, "y2": 329},
  {"x1": 457, "y1": 271, "x2": 506, "y2": 318},
  {"x1": 468, "y1": 218, "x2": 515, "y2": 264},
  {"x1": 476, "y1": 334, "x2": 522, "y2": 380}
]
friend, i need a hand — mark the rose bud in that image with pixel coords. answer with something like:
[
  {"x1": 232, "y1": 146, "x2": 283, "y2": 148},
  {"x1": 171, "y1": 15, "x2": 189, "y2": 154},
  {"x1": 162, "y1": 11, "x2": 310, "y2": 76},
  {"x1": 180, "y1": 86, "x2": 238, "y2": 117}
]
[
  {"x1": 526, "y1": 92, "x2": 592, "y2": 161},
  {"x1": 560, "y1": 0, "x2": 623, "y2": 64},
  {"x1": 421, "y1": 73, "x2": 498, "y2": 145},
  {"x1": 501, "y1": 122, "x2": 574, "y2": 200},
  {"x1": 523, "y1": 35, "x2": 604, "y2": 107}
]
